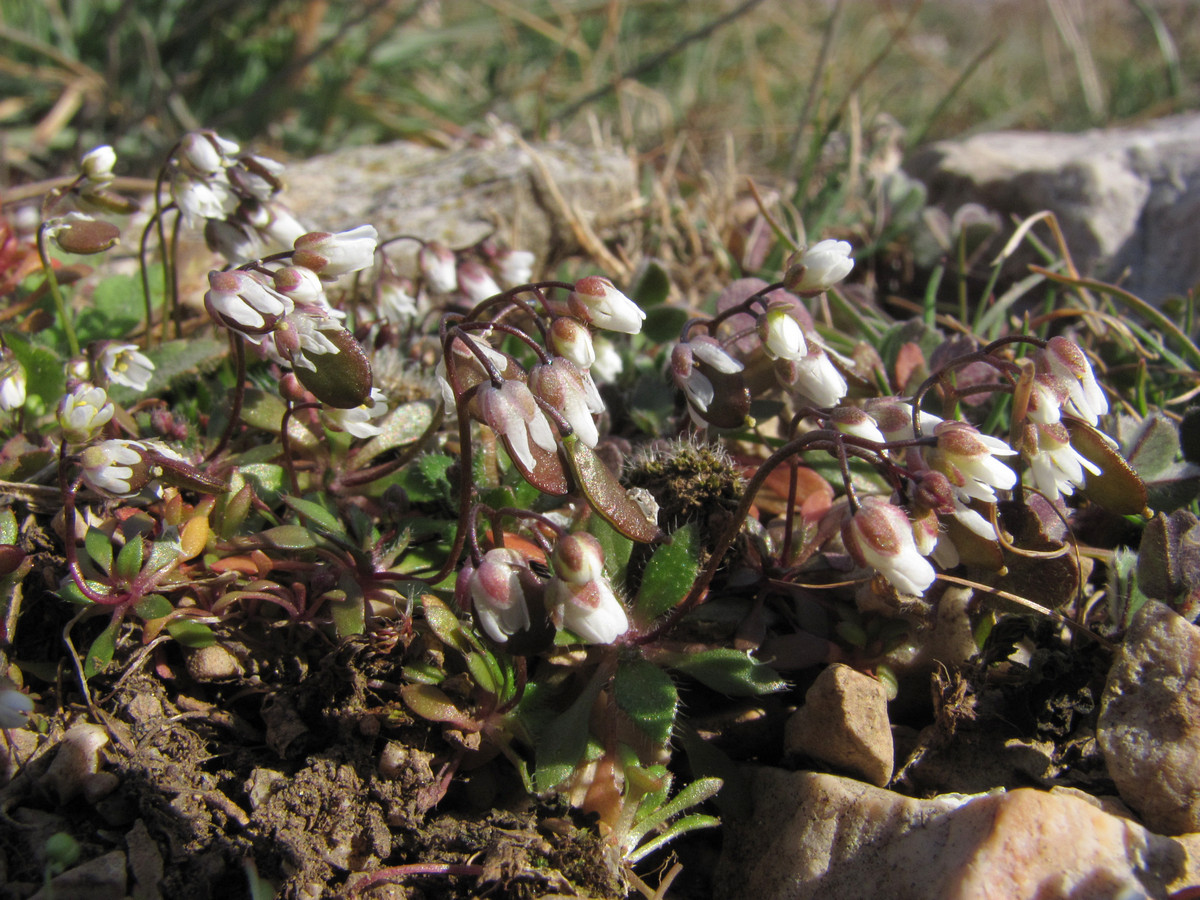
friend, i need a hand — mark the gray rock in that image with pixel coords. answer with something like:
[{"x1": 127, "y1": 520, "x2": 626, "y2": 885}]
[
  {"x1": 1099, "y1": 599, "x2": 1200, "y2": 834},
  {"x1": 785, "y1": 663, "x2": 893, "y2": 787},
  {"x1": 905, "y1": 113, "x2": 1200, "y2": 304},
  {"x1": 282, "y1": 127, "x2": 637, "y2": 273},
  {"x1": 29, "y1": 850, "x2": 127, "y2": 900},
  {"x1": 714, "y1": 768, "x2": 1200, "y2": 900}
]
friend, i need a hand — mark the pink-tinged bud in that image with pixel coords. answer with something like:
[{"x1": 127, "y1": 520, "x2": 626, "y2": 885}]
[
  {"x1": 528, "y1": 357, "x2": 604, "y2": 448},
  {"x1": 478, "y1": 380, "x2": 558, "y2": 474},
  {"x1": 568, "y1": 276, "x2": 647, "y2": 335},
  {"x1": 757, "y1": 306, "x2": 807, "y2": 362},
  {"x1": 1038, "y1": 337, "x2": 1107, "y2": 425},
  {"x1": 783, "y1": 239, "x2": 854, "y2": 293},
  {"x1": 57, "y1": 384, "x2": 114, "y2": 443},
  {"x1": 552, "y1": 532, "x2": 605, "y2": 584},
  {"x1": 496, "y1": 249, "x2": 535, "y2": 288},
  {"x1": 292, "y1": 225, "x2": 378, "y2": 279},
  {"x1": 273, "y1": 265, "x2": 326, "y2": 305},
  {"x1": 205, "y1": 270, "x2": 292, "y2": 332},
  {"x1": 912, "y1": 470, "x2": 956, "y2": 514},
  {"x1": 843, "y1": 497, "x2": 936, "y2": 597},
  {"x1": 549, "y1": 577, "x2": 628, "y2": 644},
  {"x1": 468, "y1": 548, "x2": 534, "y2": 643},
  {"x1": 80, "y1": 439, "x2": 150, "y2": 497},
  {"x1": 775, "y1": 343, "x2": 847, "y2": 408},
  {"x1": 419, "y1": 242, "x2": 458, "y2": 293},
  {"x1": 829, "y1": 406, "x2": 885, "y2": 443},
  {"x1": 549, "y1": 317, "x2": 596, "y2": 369},
  {"x1": 457, "y1": 259, "x2": 502, "y2": 304}
]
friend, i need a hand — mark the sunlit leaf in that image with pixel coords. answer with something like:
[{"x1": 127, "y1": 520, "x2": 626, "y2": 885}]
[
  {"x1": 666, "y1": 648, "x2": 787, "y2": 696},
  {"x1": 563, "y1": 437, "x2": 662, "y2": 543},
  {"x1": 633, "y1": 522, "x2": 699, "y2": 623},
  {"x1": 613, "y1": 658, "x2": 677, "y2": 745}
]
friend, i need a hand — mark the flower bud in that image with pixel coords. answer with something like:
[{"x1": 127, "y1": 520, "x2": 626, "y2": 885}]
[
  {"x1": 292, "y1": 225, "x2": 378, "y2": 279},
  {"x1": 568, "y1": 276, "x2": 647, "y2": 335},
  {"x1": 0, "y1": 356, "x2": 26, "y2": 412},
  {"x1": 528, "y1": 358, "x2": 604, "y2": 448},
  {"x1": 1038, "y1": 336, "x2": 1107, "y2": 425},
  {"x1": 418, "y1": 242, "x2": 458, "y2": 293},
  {"x1": 57, "y1": 384, "x2": 114, "y2": 443},
  {"x1": 828, "y1": 406, "x2": 885, "y2": 443},
  {"x1": 842, "y1": 497, "x2": 936, "y2": 597},
  {"x1": 468, "y1": 548, "x2": 534, "y2": 643},
  {"x1": 80, "y1": 145, "x2": 116, "y2": 185},
  {"x1": 549, "y1": 317, "x2": 596, "y2": 369},
  {"x1": 551, "y1": 532, "x2": 605, "y2": 584},
  {"x1": 757, "y1": 306, "x2": 807, "y2": 362},
  {"x1": 272, "y1": 265, "x2": 326, "y2": 306},
  {"x1": 457, "y1": 259, "x2": 502, "y2": 304},
  {"x1": 0, "y1": 681, "x2": 33, "y2": 729},
  {"x1": 549, "y1": 577, "x2": 629, "y2": 644},
  {"x1": 783, "y1": 239, "x2": 854, "y2": 293},
  {"x1": 179, "y1": 131, "x2": 238, "y2": 175}
]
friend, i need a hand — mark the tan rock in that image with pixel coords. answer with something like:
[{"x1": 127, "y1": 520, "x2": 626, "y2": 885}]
[
  {"x1": 714, "y1": 769, "x2": 1200, "y2": 900},
  {"x1": 29, "y1": 850, "x2": 127, "y2": 900},
  {"x1": 785, "y1": 664, "x2": 893, "y2": 786},
  {"x1": 1099, "y1": 600, "x2": 1200, "y2": 834}
]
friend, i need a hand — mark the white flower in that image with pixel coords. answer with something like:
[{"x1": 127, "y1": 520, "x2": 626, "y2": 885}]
[
  {"x1": 1039, "y1": 337, "x2": 1108, "y2": 425},
  {"x1": 0, "y1": 358, "x2": 26, "y2": 412},
  {"x1": 80, "y1": 439, "x2": 146, "y2": 497},
  {"x1": 568, "y1": 276, "x2": 646, "y2": 335},
  {"x1": 98, "y1": 343, "x2": 154, "y2": 392},
  {"x1": 179, "y1": 132, "x2": 239, "y2": 174},
  {"x1": 549, "y1": 577, "x2": 629, "y2": 644},
  {"x1": 590, "y1": 335, "x2": 623, "y2": 383},
  {"x1": 758, "y1": 306, "x2": 807, "y2": 362},
  {"x1": 478, "y1": 380, "x2": 558, "y2": 474},
  {"x1": 205, "y1": 270, "x2": 293, "y2": 331},
  {"x1": 171, "y1": 171, "x2": 238, "y2": 226},
  {"x1": 418, "y1": 242, "x2": 458, "y2": 293},
  {"x1": 468, "y1": 548, "x2": 533, "y2": 643},
  {"x1": 865, "y1": 398, "x2": 944, "y2": 443},
  {"x1": 457, "y1": 260, "x2": 502, "y2": 304},
  {"x1": 549, "y1": 317, "x2": 596, "y2": 370},
  {"x1": 377, "y1": 281, "x2": 418, "y2": 324},
  {"x1": 80, "y1": 145, "x2": 116, "y2": 185},
  {"x1": 782, "y1": 344, "x2": 848, "y2": 408},
  {"x1": 930, "y1": 421, "x2": 1018, "y2": 503},
  {"x1": 272, "y1": 265, "x2": 327, "y2": 306},
  {"x1": 529, "y1": 358, "x2": 604, "y2": 448},
  {"x1": 671, "y1": 337, "x2": 743, "y2": 418},
  {"x1": 1024, "y1": 422, "x2": 1100, "y2": 500},
  {"x1": 843, "y1": 497, "x2": 937, "y2": 597},
  {"x1": 292, "y1": 225, "x2": 378, "y2": 280},
  {"x1": 496, "y1": 249, "x2": 535, "y2": 288},
  {"x1": 267, "y1": 312, "x2": 342, "y2": 372},
  {"x1": 0, "y1": 684, "x2": 33, "y2": 729},
  {"x1": 57, "y1": 384, "x2": 114, "y2": 443},
  {"x1": 323, "y1": 388, "x2": 388, "y2": 438},
  {"x1": 786, "y1": 239, "x2": 854, "y2": 293}
]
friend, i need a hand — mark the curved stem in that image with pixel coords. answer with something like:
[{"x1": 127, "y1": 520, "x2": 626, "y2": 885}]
[
  {"x1": 280, "y1": 401, "x2": 322, "y2": 494},
  {"x1": 58, "y1": 449, "x2": 120, "y2": 605},
  {"x1": 139, "y1": 208, "x2": 162, "y2": 347}
]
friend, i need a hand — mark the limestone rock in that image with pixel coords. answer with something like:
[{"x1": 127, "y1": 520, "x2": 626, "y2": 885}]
[
  {"x1": 29, "y1": 850, "x2": 127, "y2": 900},
  {"x1": 282, "y1": 127, "x2": 636, "y2": 273},
  {"x1": 714, "y1": 768, "x2": 1200, "y2": 900},
  {"x1": 905, "y1": 113, "x2": 1200, "y2": 304},
  {"x1": 1099, "y1": 599, "x2": 1200, "y2": 834},
  {"x1": 785, "y1": 663, "x2": 893, "y2": 787}
]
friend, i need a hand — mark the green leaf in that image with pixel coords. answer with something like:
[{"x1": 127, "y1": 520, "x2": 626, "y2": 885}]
[
  {"x1": 400, "y1": 683, "x2": 471, "y2": 729},
  {"x1": 4, "y1": 333, "x2": 64, "y2": 417},
  {"x1": 0, "y1": 508, "x2": 17, "y2": 545},
  {"x1": 282, "y1": 495, "x2": 348, "y2": 540},
  {"x1": 419, "y1": 594, "x2": 473, "y2": 655},
  {"x1": 465, "y1": 651, "x2": 500, "y2": 696},
  {"x1": 614, "y1": 658, "x2": 678, "y2": 746},
  {"x1": 667, "y1": 648, "x2": 788, "y2": 696},
  {"x1": 625, "y1": 814, "x2": 721, "y2": 865},
  {"x1": 84, "y1": 620, "x2": 119, "y2": 678},
  {"x1": 166, "y1": 619, "x2": 216, "y2": 648},
  {"x1": 1124, "y1": 413, "x2": 1181, "y2": 479},
  {"x1": 531, "y1": 668, "x2": 607, "y2": 792},
  {"x1": 134, "y1": 594, "x2": 172, "y2": 620},
  {"x1": 250, "y1": 525, "x2": 320, "y2": 551},
  {"x1": 76, "y1": 272, "x2": 146, "y2": 343},
  {"x1": 84, "y1": 528, "x2": 113, "y2": 575},
  {"x1": 238, "y1": 463, "x2": 285, "y2": 508},
  {"x1": 642, "y1": 305, "x2": 690, "y2": 344},
  {"x1": 633, "y1": 522, "x2": 699, "y2": 622},
  {"x1": 115, "y1": 535, "x2": 144, "y2": 580},
  {"x1": 629, "y1": 258, "x2": 671, "y2": 307},
  {"x1": 354, "y1": 399, "x2": 439, "y2": 467},
  {"x1": 587, "y1": 514, "x2": 634, "y2": 587},
  {"x1": 400, "y1": 453, "x2": 456, "y2": 504}
]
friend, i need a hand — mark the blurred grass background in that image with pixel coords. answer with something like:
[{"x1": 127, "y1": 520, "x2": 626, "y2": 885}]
[{"x1": 1, "y1": 0, "x2": 1195, "y2": 181}]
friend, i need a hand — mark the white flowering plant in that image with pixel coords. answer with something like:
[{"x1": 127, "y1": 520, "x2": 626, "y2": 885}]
[{"x1": 1, "y1": 120, "x2": 1196, "y2": 900}]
